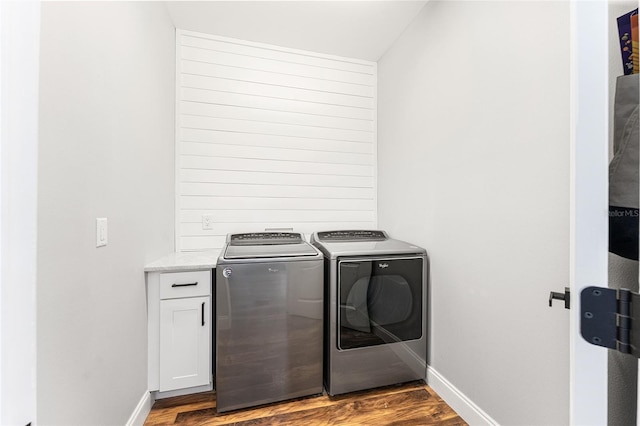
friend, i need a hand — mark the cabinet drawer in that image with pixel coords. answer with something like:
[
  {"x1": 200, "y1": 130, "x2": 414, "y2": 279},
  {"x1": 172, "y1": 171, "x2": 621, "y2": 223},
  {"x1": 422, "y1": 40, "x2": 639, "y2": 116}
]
[{"x1": 160, "y1": 270, "x2": 211, "y2": 299}]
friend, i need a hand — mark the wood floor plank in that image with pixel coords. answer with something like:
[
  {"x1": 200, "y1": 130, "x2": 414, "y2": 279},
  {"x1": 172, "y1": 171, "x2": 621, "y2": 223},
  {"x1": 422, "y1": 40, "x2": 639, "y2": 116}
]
[
  {"x1": 145, "y1": 393, "x2": 216, "y2": 426},
  {"x1": 214, "y1": 390, "x2": 450, "y2": 426},
  {"x1": 153, "y1": 392, "x2": 216, "y2": 410},
  {"x1": 174, "y1": 382, "x2": 431, "y2": 425},
  {"x1": 145, "y1": 382, "x2": 467, "y2": 426}
]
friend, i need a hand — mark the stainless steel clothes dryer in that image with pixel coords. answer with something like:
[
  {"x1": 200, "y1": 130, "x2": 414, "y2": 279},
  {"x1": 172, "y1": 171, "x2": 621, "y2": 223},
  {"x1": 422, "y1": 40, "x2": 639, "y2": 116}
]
[
  {"x1": 216, "y1": 232, "x2": 324, "y2": 412},
  {"x1": 310, "y1": 230, "x2": 427, "y2": 396}
]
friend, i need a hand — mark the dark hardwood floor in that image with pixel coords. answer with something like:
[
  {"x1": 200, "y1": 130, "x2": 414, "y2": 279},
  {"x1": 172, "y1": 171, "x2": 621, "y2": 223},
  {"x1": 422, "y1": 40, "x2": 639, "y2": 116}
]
[{"x1": 144, "y1": 381, "x2": 467, "y2": 425}]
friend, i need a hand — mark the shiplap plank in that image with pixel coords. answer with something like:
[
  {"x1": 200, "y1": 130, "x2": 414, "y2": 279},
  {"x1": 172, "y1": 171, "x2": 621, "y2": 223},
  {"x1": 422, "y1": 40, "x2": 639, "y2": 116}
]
[
  {"x1": 182, "y1": 61, "x2": 373, "y2": 98},
  {"x1": 180, "y1": 223, "x2": 262, "y2": 236},
  {"x1": 180, "y1": 155, "x2": 373, "y2": 177},
  {"x1": 180, "y1": 129, "x2": 374, "y2": 154},
  {"x1": 180, "y1": 182, "x2": 374, "y2": 199},
  {"x1": 180, "y1": 115, "x2": 373, "y2": 143},
  {"x1": 180, "y1": 236, "x2": 227, "y2": 250},
  {"x1": 179, "y1": 222, "x2": 375, "y2": 236},
  {"x1": 181, "y1": 141, "x2": 373, "y2": 166},
  {"x1": 181, "y1": 74, "x2": 374, "y2": 109},
  {"x1": 179, "y1": 52, "x2": 373, "y2": 91},
  {"x1": 180, "y1": 209, "x2": 376, "y2": 224},
  {"x1": 180, "y1": 101, "x2": 373, "y2": 132},
  {"x1": 180, "y1": 196, "x2": 374, "y2": 211},
  {"x1": 180, "y1": 169, "x2": 373, "y2": 188},
  {"x1": 176, "y1": 31, "x2": 377, "y2": 252},
  {"x1": 180, "y1": 37, "x2": 375, "y2": 79},
  {"x1": 181, "y1": 88, "x2": 374, "y2": 121}
]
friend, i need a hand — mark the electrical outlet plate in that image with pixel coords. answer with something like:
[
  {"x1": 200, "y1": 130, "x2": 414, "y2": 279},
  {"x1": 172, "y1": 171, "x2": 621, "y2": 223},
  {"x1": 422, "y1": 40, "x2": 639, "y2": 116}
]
[
  {"x1": 96, "y1": 218, "x2": 108, "y2": 247},
  {"x1": 202, "y1": 214, "x2": 213, "y2": 230}
]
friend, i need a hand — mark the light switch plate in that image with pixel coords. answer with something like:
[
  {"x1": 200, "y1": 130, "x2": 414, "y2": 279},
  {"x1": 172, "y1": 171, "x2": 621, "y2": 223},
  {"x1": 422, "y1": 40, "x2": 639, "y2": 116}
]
[{"x1": 96, "y1": 218, "x2": 108, "y2": 247}]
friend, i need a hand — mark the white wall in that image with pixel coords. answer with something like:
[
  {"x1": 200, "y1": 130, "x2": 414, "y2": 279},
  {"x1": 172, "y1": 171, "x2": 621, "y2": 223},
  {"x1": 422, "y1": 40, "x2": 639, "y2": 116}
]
[
  {"x1": 378, "y1": 1, "x2": 570, "y2": 424},
  {"x1": 38, "y1": 2, "x2": 174, "y2": 424},
  {"x1": 175, "y1": 31, "x2": 376, "y2": 251},
  {"x1": 0, "y1": 1, "x2": 40, "y2": 424}
]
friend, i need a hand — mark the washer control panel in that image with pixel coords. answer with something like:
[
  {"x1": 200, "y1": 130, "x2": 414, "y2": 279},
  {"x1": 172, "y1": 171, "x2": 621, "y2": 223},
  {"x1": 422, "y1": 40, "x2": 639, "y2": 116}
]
[
  {"x1": 316, "y1": 230, "x2": 388, "y2": 242},
  {"x1": 229, "y1": 232, "x2": 303, "y2": 246}
]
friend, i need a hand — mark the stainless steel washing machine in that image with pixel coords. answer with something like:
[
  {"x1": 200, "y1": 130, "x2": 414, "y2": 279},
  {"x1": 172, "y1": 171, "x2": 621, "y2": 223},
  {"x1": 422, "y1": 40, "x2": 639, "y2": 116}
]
[
  {"x1": 216, "y1": 232, "x2": 324, "y2": 412},
  {"x1": 310, "y1": 230, "x2": 427, "y2": 396}
]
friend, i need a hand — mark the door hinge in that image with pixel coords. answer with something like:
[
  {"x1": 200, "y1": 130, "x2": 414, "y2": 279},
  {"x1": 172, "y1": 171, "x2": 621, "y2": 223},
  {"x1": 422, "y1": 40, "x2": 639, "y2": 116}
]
[{"x1": 581, "y1": 286, "x2": 640, "y2": 357}]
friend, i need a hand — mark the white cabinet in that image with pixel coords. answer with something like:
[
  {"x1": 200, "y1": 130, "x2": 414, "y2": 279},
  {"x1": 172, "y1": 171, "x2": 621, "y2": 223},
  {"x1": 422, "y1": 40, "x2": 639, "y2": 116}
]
[
  {"x1": 147, "y1": 269, "x2": 212, "y2": 394},
  {"x1": 159, "y1": 296, "x2": 211, "y2": 391}
]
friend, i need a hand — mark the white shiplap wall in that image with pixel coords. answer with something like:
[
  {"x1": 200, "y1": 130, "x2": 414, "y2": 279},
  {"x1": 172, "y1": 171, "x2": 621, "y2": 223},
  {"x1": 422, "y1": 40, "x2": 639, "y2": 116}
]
[{"x1": 176, "y1": 30, "x2": 377, "y2": 251}]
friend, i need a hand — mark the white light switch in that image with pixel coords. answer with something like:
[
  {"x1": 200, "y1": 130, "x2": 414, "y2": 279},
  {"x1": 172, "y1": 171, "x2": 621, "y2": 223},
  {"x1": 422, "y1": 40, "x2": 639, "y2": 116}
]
[
  {"x1": 96, "y1": 218, "x2": 108, "y2": 247},
  {"x1": 202, "y1": 214, "x2": 213, "y2": 230}
]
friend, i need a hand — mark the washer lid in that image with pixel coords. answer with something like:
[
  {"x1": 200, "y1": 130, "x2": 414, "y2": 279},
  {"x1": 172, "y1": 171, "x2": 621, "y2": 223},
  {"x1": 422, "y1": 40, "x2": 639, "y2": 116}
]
[
  {"x1": 223, "y1": 232, "x2": 319, "y2": 259},
  {"x1": 311, "y1": 230, "x2": 426, "y2": 259}
]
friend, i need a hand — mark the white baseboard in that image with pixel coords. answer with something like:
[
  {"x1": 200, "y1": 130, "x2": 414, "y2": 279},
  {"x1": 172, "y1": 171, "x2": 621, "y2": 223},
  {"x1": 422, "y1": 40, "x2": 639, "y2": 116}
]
[
  {"x1": 427, "y1": 366, "x2": 499, "y2": 426},
  {"x1": 126, "y1": 390, "x2": 152, "y2": 426}
]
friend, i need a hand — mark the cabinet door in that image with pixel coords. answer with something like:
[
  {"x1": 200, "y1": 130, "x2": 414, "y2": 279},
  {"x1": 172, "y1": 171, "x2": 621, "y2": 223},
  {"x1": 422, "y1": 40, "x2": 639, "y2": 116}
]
[{"x1": 159, "y1": 296, "x2": 211, "y2": 391}]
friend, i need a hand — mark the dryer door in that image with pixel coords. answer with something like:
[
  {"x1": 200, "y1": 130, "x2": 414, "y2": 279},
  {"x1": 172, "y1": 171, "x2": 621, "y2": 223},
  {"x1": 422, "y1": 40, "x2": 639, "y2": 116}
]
[{"x1": 337, "y1": 256, "x2": 424, "y2": 350}]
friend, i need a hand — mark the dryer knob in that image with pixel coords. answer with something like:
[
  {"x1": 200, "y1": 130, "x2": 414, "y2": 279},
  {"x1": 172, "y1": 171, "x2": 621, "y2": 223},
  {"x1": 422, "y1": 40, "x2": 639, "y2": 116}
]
[{"x1": 223, "y1": 267, "x2": 233, "y2": 278}]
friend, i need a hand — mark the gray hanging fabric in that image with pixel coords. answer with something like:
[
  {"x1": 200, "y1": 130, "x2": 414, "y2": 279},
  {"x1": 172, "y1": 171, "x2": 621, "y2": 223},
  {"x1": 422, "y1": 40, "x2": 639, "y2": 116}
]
[{"x1": 609, "y1": 74, "x2": 639, "y2": 260}]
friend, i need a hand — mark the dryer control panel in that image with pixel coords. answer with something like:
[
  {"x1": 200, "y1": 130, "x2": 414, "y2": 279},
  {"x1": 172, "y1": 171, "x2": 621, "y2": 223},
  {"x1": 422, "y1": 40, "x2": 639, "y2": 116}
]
[{"x1": 316, "y1": 230, "x2": 388, "y2": 242}]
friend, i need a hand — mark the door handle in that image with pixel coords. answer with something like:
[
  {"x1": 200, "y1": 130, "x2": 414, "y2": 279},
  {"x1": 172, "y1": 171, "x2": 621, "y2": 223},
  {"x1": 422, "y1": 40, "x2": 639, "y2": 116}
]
[
  {"x1": 201, "y1": 302, "x2": 205, "y2": 326},
  {"x1": 549, "y1": 287, "x2": 570, "y2": 309}
]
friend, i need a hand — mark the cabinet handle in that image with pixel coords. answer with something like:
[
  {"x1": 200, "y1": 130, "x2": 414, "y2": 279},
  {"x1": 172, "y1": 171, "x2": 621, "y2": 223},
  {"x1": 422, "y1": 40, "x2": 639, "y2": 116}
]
[
  {"x1": 171, "y1": 282, "x2": 198, "y2": 288},
  {"x1": 201, "y1": 302, "x2": 205, "y2": 326}
]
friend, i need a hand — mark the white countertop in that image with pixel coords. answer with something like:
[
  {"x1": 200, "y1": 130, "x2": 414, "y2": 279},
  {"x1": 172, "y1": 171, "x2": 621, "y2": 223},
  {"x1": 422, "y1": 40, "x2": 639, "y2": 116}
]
[{"x1": 144, "y1": 250, "x2": 221, "y2": 272}]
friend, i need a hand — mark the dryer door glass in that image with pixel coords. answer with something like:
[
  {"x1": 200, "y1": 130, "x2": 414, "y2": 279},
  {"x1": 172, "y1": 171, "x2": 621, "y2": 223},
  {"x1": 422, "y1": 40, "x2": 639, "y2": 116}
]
[{"x1": 337, "y1": 257, "x2": 423, "y2": 350}]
